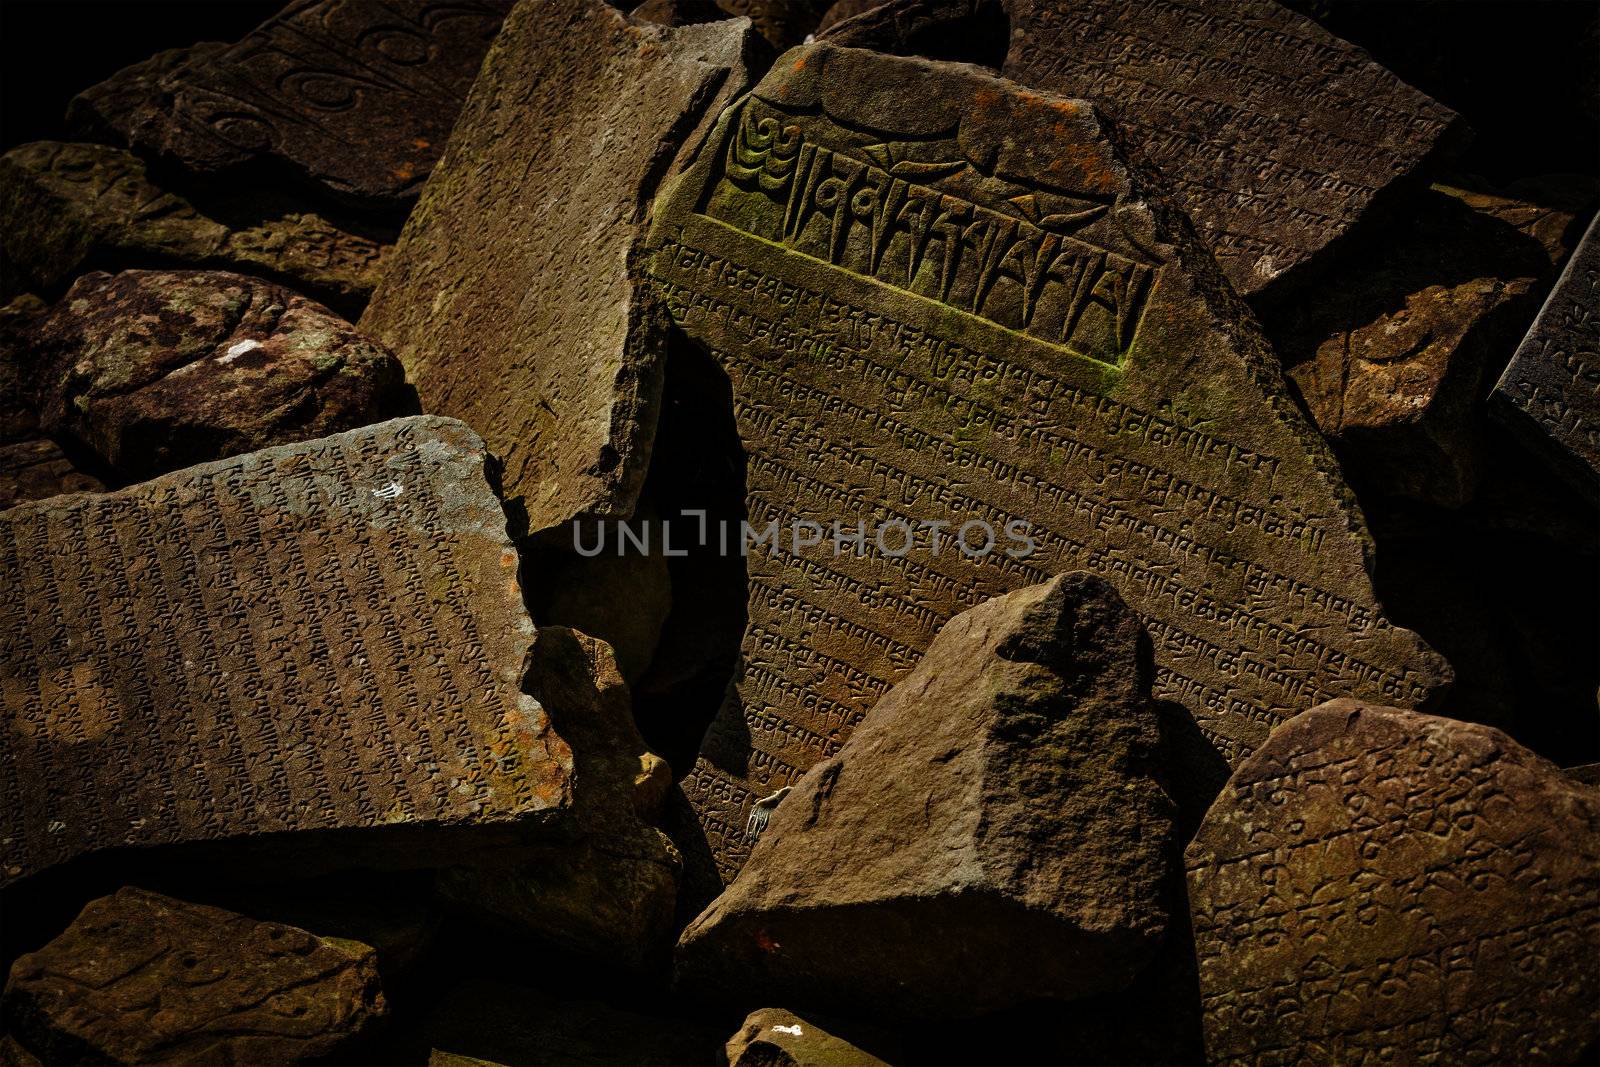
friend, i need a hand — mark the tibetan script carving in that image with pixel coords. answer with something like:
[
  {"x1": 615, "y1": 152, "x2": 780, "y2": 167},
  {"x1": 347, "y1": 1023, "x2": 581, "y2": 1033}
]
[
  {"x1": 823, "y1": 0, "x2": 1467, "y2": 296},
  {"x1": 360, "y1": 0, "x2": 762, "y2": 530},
  {"x1": 1187, "y1": 700, "x2": 1600, "y2": 1065},
  {"x1": 67, "y1": 0, "x2": 513, "y2": 208},
  {"x1": 646, "y1": 43, "x2": 1449, "y2": 880},
  {"x1": 1491, "y1": 212, "x2": 1600, "y2": 500},
  {"x1": 0, "y1": 416, "x2": 571, "y2": 888}
]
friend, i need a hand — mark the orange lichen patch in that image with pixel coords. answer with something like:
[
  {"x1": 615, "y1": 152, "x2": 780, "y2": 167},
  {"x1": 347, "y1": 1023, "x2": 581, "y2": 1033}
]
[
  {"x1": 755, "y1": 928, "x2": 781, "y2": 952},
  {"x1": 412, "y1": 138, "x2": 432, "y2": 150},
  {"x1": 392, "y1": 161, "x2": 418, "y2": 183}
]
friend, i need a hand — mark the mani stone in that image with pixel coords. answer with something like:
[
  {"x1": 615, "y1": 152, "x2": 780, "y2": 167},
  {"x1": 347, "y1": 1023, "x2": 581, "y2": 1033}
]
[
  {"x1": 2, "y1": 888, "x2": 386, "y2": 1064},
  {"x1": 0, "y1": 142, "x2": 388, "y2": 312},
  {"x1": 359, "y1": 0, "x2": 763, "y2": 532},
  {"x1": 675, "y1": 573, "x2": 1177, "y2": 1018},
  {"x1": 437, "y1": 627, "x2": 681, "y2": 968},
  {"x1": 26, "y1": 270, "x2": 407, "y2": 484},
  {"x1": 1271, "y1": 182, "x2": 1585, "y2": 507},
  {"x1": 0, "y1": 440, "x2": 104, "y2": 510},
  {"x1": 645, "y1": 42, "x2": 1449, "y2": 879},
  {"x1": 1186, "y1": 699, "x2": 1600, "y2": 1065},
  {"x1": 0, "y1": 416, "x2": 573, "y2": 889},
  {"x1": 67, "y1": 0, "x2": 513, "y2": 209},
  {"x1": 821, "y1": 0, "x2": 1466, "y2": 296},
  {"x1": 1491, "y1": 212, "x2": 1600, "y2": 501}
]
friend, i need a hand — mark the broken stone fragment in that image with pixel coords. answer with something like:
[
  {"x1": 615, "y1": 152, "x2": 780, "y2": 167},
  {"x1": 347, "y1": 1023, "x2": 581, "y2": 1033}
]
[
  {"x1": 1268, "y1": 181, "x2": 1588, "y2": 507},
  {"x1": 676, "y1": 572, "x2": 1177, "y2": 1018},
  {"x1": 438, "y1": 627, "x2": 680, "y2": 969},
  {"x1": 0, "y1": 416, "x2": 573, "y2": 888},
  {"x1": 2, "y1": 888, "x2": 387, "y2": 1065},
  {"x1": 66, "y1": 1, "x2": 514, "y2": 209},
  {"x1": 25, "y1": 269, "x2": 409, "y2": 485},
  {"x1": 1187, "y1": 698, "x2": 1600, "y2": 1065},
  {"x1": 0, "y1": 142, "x2": 390, "y2": 314},
  {"x1": 725, "y1": 1008, "x2": 900, "y2": 1067},
  {"x1": 359, "y1": 0, "x2": 763, "y2": 533},
  {"x1": 0, "y1": 439, "x2": 103, "y2": 510},
  {"x1": 820, "y1": 0, "x2": 1467, "y2": 296}
]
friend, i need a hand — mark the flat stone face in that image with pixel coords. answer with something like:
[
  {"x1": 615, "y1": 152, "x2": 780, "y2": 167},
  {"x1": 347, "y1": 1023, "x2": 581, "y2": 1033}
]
[
  {"x1": 824, "y1": 0, "x2": 1466, "y2": 295},
  {"x1": 3, "y1": 888, "x2": 385, "y2": 1064},
  {"x1": 0, "y1": 142, "x2": 390, "y2": 309},
  {"x1": 676, "y1": 573, "x2": 1175, "y2": 1018},
  {"x1": 67, "y1": 0, "x2": 513, "y2": 208},
  {"x1": 1186, "y1": 700, "x2": 1600, "y2": 1065},
  {"x1": 646, "y1": 43, "x2": 1448, "y2": 879},
  {"x1": 1491, "y1": 212, "x2": 1600, "y2": 499},
  {"x1": 0, "y1": 416, "x2": 572, "y2": 888},
  {"x1": 359, "y1": 0, "x2": 761, "y2": 531}
]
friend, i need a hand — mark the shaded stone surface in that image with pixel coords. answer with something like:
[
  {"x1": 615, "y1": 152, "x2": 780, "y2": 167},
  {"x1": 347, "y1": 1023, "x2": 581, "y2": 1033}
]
[
  {"x1": 437, "y1": 627, "x2": 679, "y2": 968},
  {"x1": 646, "y1": 42, "x2": 1448, "y2": 878},
  {"x1": 359, "y1": 0, "x2": 762, "y2": 532},
  {"x1": 705, "y1": 0, "x2": 829, "y2": 48},
  {"x1": 0, "y1": 439, "x2": 103, "y2": 510},
  {"x1": 0, "y1": 295, "x2": 46, "y2": 446},
  {"x1": 425, "y1": 982, "x2": 722, "y2": 1066},
  {"x1": 676, "y1": 573, "x2": 1176, "y2": 1018},
  {"x1": 726, "y1": 1008, "x2": 899, "y2": 1066},
  {"x1": 66, "y1": 0, "x2": 513, "y2": 209},
  {"x1": 1491, "y1": 212, "x2": 1600, "y2": 500},
  {"x1": 0, "y1": 416, "x2": 573, "y2": 889},
  {"x1": 2, "y1": 887, "x2": 386, "y2": 1064},
  {"x1": 821, "y1": 0, "x2": 1467, "y2": 296},
  {"x1": 1271, "y1": 181, "x2": 1587, "y2": 507},
  {"x1": 27, "y1": 269, "x2": 408, "y2": 484},
  {"x1": 0, "y1": 142, "x2": 389, "y2": 311},
  {"x1": 1187, "y1": 699, "x2": 1600, "y2": 1065}
]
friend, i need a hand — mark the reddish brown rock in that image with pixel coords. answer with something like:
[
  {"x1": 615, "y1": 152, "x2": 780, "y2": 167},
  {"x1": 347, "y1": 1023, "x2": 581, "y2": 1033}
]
[
  {"x1": 359, "y1": 0, "x2": 762, "y2": 532},
  {"x1": 1270, "y1": 181, "x2": 1588, "y2": 506},
  {"x1": 27, "y1": 270, "x2": 407, "y2": 484},
  {"x1": 2, "y1": 888, "x2": 385, "y2": 1064},
  {"x1": 0, "y1": 417, "x2": 572, "y2": 889},
  {"x1": 1187, "y1": 699, "x2": 1600, "y2": 1065},
  {"x1": 821, "y1": 0, "x2": 1467, "y2": 296},
  {"x1": 647, "y1": 42, "x2": 1448, "y2": 879},
  {"x1": 0, "y1": 439, "x2": 103, "y2": 510},
  {"x1": 676, "y1": 573, "x2": 1177, "y2": 1018},
  {"x1": 67, "y1": 1, "x2": 513, "y2": 209}
]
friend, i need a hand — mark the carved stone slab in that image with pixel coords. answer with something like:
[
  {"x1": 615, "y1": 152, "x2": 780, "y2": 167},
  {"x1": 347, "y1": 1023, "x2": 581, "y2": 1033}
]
[
  {"x1": 67, "y1": 0, "x2": 513, "y2": 208},
  {"x1": 3, "y1": 888, "x2": 385, "y2": 1064},
  {"x1": 1187, "y1": 700, "x2": 1600, "y2": 1065},
  {"x1": 0, "y1": 416, "x2": 572, "y2": 888},
  {"x1": 1491, "y1": 212, "x2": 1600, "y2": 499},
  {"x1": 359, "y1": 0, "x2": 762, "y2": 531},
  {"x1": 646, "y1": 43, "x2": 1449, "y2": 879},
  {"x1": 823, "y1": 0, "x2": 1467, "y2": 295}
]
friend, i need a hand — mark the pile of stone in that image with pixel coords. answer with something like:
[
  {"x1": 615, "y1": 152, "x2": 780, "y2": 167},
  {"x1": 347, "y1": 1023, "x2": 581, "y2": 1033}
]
[{"x1": 0, "y1": 0, "x2": 1595, "y2": 1064}]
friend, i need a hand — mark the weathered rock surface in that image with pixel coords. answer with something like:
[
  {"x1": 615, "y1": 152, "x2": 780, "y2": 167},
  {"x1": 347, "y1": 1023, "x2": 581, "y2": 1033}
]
[
  {"x1": 438, "y1": 627, "x2": 679, "y2": 968},
  {"x1": 0, "y1": 295, "x2": 46, "y2": 445},
  {"x1": 1270, "y1": 181, "x2": 1587, "y2": 506},
  {"x1": 1491, "y1": 211, "x2": 1600, "y2": 500},
  {"x1": 0, "y1": 439, "x2": 103, "y2": 510},
  {"x1": 676, "y1": 572, "x2": 1177, "y2": 1018},
  {"x1": 1187, "y1": 699, "x2": 1600, "y2": 1065},
  {"x1": 425, "y1": 982, "x2": 722, "y2": 1066},
  {"x1": 359, "y1": 0, "x2": 762, "y2": 533},
  {"x1": 27, "y1": 270, "x2": 407, "y2": 484},
  {"x1": 2, "y1": 888, "x2": 386, "y2": 1064},
  {"x1": 726, "y1": 1008, "x2": 900, "y2": 1067},
  {"x1": 67, "y1": 0, "x2": 513, "y2": 209},
  {"x1": 707, "y1": 0, "x2": 829, "y2": 48},
  {"x1": 0, "y1": 416, "x2": 572, "y2": 888},
  {"x1": 821, "y1": 0, "x2": 1467, "y2": 296},
  {"x1": 647, "y1": 41, "x2": 1448, "y2": 878},
  {"x1": 0, "y1": 142, "x2": 389, "y2": 310}
]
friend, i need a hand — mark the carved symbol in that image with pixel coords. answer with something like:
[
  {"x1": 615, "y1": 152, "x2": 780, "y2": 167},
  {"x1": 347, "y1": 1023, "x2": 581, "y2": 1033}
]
[{"x1": 745, "y1": 785, "x2": 793, "y2": 843}]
